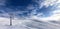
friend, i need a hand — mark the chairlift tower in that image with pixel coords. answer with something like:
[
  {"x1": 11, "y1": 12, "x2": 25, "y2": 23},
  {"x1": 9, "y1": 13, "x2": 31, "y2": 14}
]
[{"x1": 9, "y1": 13, "x2": 14, "y2": 26}]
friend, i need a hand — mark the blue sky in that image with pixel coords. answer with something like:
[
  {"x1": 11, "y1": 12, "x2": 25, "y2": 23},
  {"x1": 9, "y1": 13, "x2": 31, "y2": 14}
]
[
  {"x1": 5, "y1": 0, "x2": 50, "y2": 16},
  {"x1": 0, "y1": 0, "x2": 60, "y2": 21}
]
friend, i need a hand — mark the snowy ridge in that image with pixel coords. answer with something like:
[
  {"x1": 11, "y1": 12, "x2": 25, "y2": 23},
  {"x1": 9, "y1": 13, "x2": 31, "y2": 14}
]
[{"x1": 0, "y1": 17, "x2": 60, "y2": 29}]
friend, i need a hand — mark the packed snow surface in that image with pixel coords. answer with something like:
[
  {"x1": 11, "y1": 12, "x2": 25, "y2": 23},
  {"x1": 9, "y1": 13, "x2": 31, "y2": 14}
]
[{"x1": 0, "y1": 17, "x2": 60, "y2": 29}]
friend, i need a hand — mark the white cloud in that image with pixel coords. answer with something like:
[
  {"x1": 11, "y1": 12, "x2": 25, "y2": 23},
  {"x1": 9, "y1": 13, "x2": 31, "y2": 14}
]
[
  {"x1": 29, "y1": 10, "x2": 60, "y2": 21},
  {"x1": 0, "y1": 0, "x2": 60, "y2": 22},
  {"x1": 28, "y1": 0, "x2": 60, "y2": 21},
  {"x1": 39, "y1": 0, "x2": 59, "y2": 8},
  {"x1": 38, "y1": 9, "x2": 60, "y2": 21}
]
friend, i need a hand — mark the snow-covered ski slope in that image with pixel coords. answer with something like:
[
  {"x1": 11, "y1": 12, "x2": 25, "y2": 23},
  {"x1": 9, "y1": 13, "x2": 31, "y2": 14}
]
[{"x1": 0, "y1": 17, "x2": 60, "y2": 29}]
